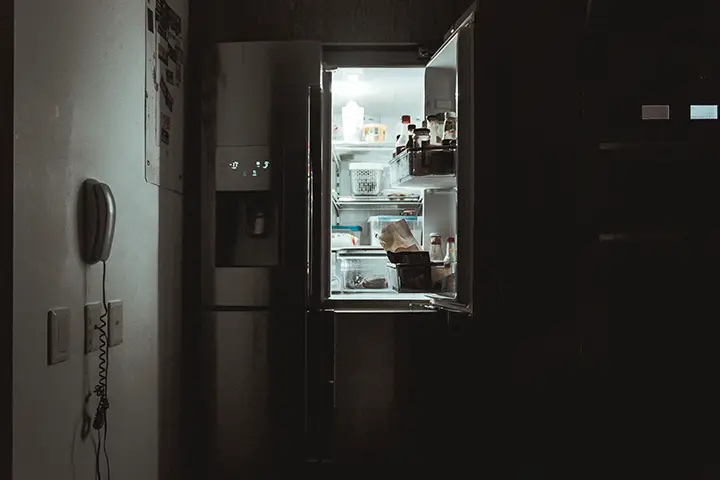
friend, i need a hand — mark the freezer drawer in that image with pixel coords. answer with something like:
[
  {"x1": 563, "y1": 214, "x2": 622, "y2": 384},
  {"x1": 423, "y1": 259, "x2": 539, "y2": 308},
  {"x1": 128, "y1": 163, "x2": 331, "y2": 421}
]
[
  {"x1": 210, "y1": 312, "x2": 272, "y2": 476},
  {"x1": 332, "y1": 311, "x2": 461, "y2": 467},
  {"x1": 214, "y1": 267, "x2": 270, "y2": 307}
]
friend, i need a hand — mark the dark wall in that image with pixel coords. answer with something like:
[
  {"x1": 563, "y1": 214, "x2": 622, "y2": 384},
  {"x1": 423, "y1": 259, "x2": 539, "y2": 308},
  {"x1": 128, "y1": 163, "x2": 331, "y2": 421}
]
[
  {"x1": 212, "y1": 0, "x2": 475, "y2": 46},
  {"x1": 1, "y1": 0, "x2": 11, "y2": 476}
]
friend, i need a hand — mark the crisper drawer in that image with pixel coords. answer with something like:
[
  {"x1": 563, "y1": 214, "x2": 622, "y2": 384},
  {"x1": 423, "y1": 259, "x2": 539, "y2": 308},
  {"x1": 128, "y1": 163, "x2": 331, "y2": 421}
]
[{"x1": 338, "y1": 247, "x2": 390, "y2": 293}]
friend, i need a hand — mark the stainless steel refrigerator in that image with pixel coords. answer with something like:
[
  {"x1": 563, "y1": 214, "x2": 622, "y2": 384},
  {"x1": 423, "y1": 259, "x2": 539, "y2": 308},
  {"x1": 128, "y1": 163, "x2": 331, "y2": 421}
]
[{"x1": 201, "y1": 3, "x2": 487, "y2": 475}]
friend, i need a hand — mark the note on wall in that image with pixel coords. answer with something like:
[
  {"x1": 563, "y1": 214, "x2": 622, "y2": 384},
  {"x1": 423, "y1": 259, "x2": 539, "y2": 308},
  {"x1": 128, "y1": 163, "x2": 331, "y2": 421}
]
[{"x1": 145, "y1": 0, "x2": 187, "y2": 193}]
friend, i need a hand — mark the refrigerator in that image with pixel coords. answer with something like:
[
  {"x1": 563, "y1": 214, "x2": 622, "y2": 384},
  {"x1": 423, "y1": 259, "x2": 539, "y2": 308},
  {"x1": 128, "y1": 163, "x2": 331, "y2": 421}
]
[{"x1": 202, "y1": 2, "x2": 483, "y2": 474}]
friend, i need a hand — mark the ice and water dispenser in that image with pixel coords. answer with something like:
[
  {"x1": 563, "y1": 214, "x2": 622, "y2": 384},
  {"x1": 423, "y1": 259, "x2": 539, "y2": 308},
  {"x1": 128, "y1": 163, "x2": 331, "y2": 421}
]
[{"x1": 214, "y1": 145, "x2": 277, "y2": 267}]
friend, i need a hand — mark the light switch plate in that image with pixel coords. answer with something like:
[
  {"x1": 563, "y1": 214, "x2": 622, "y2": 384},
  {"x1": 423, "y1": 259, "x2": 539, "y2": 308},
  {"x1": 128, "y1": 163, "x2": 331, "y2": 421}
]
[
  {"x1": 108, "y1": 300, "x2": 123, "y2": 347},
  {"x1": 84, "y1": 303, "x2": 103, "y2": 354},
  {"x1": 48, "y1": 308, "x2": 71, "y2": 365}
]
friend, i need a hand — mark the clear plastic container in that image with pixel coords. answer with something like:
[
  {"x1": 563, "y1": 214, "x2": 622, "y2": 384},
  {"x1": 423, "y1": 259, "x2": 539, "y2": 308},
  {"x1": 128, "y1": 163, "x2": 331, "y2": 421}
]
[
  {"x1": 362, "y1": 124, "x2": 387, "y2": 143},
  {"x1": 368, "y1": 216, "x2": 423, "y2": 247},
  {"x1": 331, "y1": 249, "x2": 342, "y2": 293},
  {"x1": 338, "y1": 248, "x2": 390, "y2": 292},
  {"x1": 331, "y1": 225, "x2": 363, "y2": 236},
  {"x1": 349, "y1": 163, "x2": 384, "y2": 196}
]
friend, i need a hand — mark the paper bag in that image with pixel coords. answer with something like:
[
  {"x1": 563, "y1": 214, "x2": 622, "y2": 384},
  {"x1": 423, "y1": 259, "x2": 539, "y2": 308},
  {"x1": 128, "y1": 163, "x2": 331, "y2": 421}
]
[{"x1": 378, "y1": 219, "x2": 420, "y2": 253}]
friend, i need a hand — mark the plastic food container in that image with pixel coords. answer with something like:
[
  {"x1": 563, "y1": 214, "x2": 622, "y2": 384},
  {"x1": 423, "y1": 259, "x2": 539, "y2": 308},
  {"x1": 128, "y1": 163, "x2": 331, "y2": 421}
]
[
  {"x1": 332, "y1": 225, "x2": 363, "y2": 237},
  {"x1": 332, "y1": 233, "x2": 360, "y2": 249},
  {"x1": 368, "y1": 216, "x2": 423, "y2": 247},
  {"x1": 338, "y1": 247, "x2": 390, "y2": 292},
  {"x1": 349, "y1": 163, "x2": 384, "y2": 196},
  {"x1": 331, "y1": 248, "x2": 342, "y2": 293},
  {"x1": 362, "y1": 124, "x2": 387, "y2": 143}
]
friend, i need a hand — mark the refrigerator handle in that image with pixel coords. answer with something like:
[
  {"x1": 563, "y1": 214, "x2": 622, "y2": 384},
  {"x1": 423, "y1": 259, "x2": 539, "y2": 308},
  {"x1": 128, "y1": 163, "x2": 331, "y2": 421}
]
[{"x1": 308, "y1": 83, "x2": 329, "y2": 306}]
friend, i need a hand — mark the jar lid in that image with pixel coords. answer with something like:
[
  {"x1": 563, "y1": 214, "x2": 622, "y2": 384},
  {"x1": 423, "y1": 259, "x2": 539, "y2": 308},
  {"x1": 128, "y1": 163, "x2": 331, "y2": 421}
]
[
  {"x1": 407, "y1": 124, "x2": 416, "y2": 130},
  {"x1": 447, "y1": 236, "x2": 456, "y2": 242},
  {"x1": 401, "y1": 115, "x2": 411, "y2": 123},
  {"x1": 430, "y1": 232, "x2": 441, "y2": 237},
  {"x1": 414, "y1": 128, "x2": 430, "y2": 135},
  {"x1": 426, "y1": 115, "x2": 437, "y2": 121}
]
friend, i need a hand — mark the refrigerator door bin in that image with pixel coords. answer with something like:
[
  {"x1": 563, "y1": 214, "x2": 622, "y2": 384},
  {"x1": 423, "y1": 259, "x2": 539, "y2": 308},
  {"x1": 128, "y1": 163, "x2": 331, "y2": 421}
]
[
  {"x1": 386, "y1": 250, "x2": 430, "y2": 265},
  {"x1": 387, "y1": 262, "x2": 433, "y2": 293},
  {"x1": 389, "y1": 146, "x2": 456, "y2": 189}
]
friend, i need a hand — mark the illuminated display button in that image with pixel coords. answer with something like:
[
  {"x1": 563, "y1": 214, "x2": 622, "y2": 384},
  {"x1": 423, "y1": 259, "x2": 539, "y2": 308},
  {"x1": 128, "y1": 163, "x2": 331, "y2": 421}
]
[{"x1": 690, "y1": 105, "x2": 718, "y2": 120}]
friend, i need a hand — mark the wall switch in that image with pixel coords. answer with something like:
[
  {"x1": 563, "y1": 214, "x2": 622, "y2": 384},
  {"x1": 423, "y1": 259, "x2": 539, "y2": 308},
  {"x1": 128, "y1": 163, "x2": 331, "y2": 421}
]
[
  {"x1": 47, "y1": 308, "x2": 71, "y2": 365},
  {"x1": 108, "y1": 300, "x2": 123, "y2": 347},
  {"x1": 84, "y1": 303, "x2": 103, "y2": 354}
]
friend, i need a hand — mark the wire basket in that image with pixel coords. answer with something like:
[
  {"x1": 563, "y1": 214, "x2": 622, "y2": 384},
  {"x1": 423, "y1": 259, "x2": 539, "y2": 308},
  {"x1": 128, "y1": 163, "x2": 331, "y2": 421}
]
[{"x1": 349, "y1": 163, "x2": 384, "y2": 196}]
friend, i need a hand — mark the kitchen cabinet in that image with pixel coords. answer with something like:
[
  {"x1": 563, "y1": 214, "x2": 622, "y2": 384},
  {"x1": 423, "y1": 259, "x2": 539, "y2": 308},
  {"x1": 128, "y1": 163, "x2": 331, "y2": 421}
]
[{"x1": 210, "y1": 0, "x2": 475, "y2": 46}]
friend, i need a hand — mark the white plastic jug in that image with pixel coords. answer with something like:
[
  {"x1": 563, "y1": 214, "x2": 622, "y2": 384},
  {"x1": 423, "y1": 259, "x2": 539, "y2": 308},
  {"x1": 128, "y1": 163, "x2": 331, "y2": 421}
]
[{"x1": 342, "y1": 101, "x2": 364, "y2": 143}]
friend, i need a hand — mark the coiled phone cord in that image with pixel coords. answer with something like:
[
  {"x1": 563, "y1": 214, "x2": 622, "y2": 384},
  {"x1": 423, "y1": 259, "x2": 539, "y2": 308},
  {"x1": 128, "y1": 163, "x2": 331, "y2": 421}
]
[{"x1": 93, "y1": 260, "x2": 111, "y2": 480}]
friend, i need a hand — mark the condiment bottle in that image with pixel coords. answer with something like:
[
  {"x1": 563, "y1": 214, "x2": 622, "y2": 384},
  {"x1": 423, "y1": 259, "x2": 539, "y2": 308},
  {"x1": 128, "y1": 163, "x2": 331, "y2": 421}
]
[
  {"x1": 395, "y1": 114, "x2": 411, "y2": 138},
  {"x1": 429, "y1": 233, "x2": 443, "y2": 262},
  {"x1": 396, "y1": 121, "x2": 415, "y2": 155},
  {"x1": 405, "y1": 124, "x2": 416, "y2": 151},
  {"x1": 442, "y1": 112, "x2": 457, "y2": 142},
  {"x1": 426, "y1": 115, "x2": 440, "y2": 145},
  {"x1": 443, "y1": 236, "x2": 457, "y2": 293}
]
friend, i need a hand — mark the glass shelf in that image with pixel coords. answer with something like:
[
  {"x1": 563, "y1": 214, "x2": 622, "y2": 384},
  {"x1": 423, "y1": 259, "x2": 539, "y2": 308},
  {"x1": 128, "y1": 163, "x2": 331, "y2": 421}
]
[
  {"x1": 392, "y1": 174, "x2": 456, "y2": 189},
  {"x1": 332, "y1": 141, "x2": 396, "y2": 152},
  {"x1": 333, "y1": 195, "x2": 422, "y2": 209}
]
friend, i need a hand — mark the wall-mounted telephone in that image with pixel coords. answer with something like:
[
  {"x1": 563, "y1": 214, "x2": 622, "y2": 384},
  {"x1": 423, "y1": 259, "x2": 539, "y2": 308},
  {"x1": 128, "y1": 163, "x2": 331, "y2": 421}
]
[{"x1": 82, "y1": 179, "x2": 116, "y2": 265}]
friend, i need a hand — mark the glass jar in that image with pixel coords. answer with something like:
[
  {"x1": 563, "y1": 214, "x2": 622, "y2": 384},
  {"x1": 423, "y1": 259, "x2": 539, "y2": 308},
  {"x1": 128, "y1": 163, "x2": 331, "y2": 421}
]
[
  {"x1": 413, "y1": 127, "x2": 431, "y2": 149},
  {"x1": 442, "y1": 112, "x2": 457, "y2": 142},
  {"x1": 426, "y1": 115, "x2": 440, "y2": 145},
  {"x1": 436, "y1": 112, "x2": 446, "y2": 144}
]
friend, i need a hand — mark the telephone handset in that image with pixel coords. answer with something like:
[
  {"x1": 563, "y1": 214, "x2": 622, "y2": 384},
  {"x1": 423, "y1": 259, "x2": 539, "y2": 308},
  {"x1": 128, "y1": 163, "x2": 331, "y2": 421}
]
[{"x1": 82, "y1": 179, "x2": 116, "y2": 265}]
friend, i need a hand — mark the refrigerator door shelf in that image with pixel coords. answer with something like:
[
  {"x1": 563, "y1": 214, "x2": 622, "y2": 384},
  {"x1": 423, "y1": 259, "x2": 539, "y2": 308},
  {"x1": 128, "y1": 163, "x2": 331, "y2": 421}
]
[
  {"x1": 389, "y1": 147, "x2": 457, "y2": 189},
  {"x1": 426, "y1": 293, "x2": 472, "y2": 315}
]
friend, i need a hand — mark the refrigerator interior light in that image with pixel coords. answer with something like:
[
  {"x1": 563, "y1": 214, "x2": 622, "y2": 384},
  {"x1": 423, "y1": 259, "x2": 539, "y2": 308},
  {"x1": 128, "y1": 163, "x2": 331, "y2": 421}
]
[{"x1": 333, "y1": 71, "x2": 367, "y2": 97}]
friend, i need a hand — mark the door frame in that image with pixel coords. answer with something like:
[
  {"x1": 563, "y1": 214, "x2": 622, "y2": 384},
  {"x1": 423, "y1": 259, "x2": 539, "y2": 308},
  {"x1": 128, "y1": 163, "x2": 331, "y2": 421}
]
[{"x1": 1, "y1": 0, "x2": 13, "y2": 477}]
